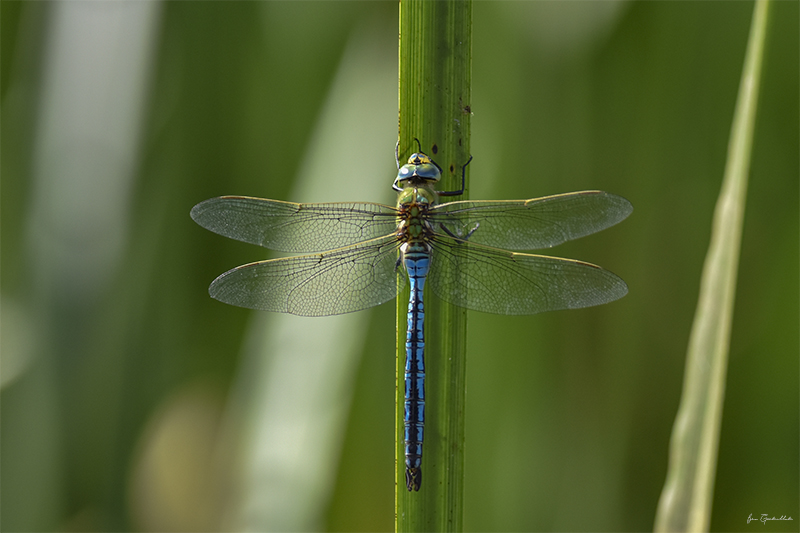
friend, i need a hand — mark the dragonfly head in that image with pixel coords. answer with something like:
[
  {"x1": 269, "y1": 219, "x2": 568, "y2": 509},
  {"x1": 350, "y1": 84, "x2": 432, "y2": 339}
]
[{"x1": 393, "y1": 152, "x2": 442, "y2": 190}]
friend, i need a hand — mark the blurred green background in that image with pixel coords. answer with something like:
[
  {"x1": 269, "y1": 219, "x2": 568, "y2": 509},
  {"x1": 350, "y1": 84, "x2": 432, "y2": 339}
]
[{"x1": 1, "y1": 1, "x2": 797, "y2": 531}]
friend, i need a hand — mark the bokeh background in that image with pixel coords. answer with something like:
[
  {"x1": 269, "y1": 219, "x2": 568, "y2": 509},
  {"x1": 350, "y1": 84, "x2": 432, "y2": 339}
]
[{"x1": 1, "y1": 1, "x2": 797, "y2": 531}]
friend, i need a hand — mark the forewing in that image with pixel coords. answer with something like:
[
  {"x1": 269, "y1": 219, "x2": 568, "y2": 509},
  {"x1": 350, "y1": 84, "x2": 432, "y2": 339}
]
[
  {"x1": 191, "y1": 196, "x2": 398, "y2": 252},
  {"x1": 427, "y1": 235, "x2": 628, "y2": 315},
  {"x1": 430, "y1": 191, "x2": 632, "y2": 250},
  {"x1": 208, "y1": 235, "x2": 404, "y2": 316}
]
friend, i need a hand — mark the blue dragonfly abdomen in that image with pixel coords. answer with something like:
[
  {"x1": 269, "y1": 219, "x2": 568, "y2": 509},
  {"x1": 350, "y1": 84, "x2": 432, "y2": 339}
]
[{"x1": 402, "y1": 245, "x2": 429, "y2": 492}]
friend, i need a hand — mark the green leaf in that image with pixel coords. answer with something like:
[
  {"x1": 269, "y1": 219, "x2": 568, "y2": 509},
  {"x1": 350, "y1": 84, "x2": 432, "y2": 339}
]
[
  {"x1": 654, "y1": 1, "x2": 771, "y2": 531},
  {"x1": 396, "y1": 1, "x2": 472, "y2": 531}
]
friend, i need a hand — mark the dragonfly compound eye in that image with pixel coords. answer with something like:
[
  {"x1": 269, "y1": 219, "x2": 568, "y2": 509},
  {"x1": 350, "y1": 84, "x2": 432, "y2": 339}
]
[{"x1": 407, "y1": 153, "x2": 427, "y2": 165}]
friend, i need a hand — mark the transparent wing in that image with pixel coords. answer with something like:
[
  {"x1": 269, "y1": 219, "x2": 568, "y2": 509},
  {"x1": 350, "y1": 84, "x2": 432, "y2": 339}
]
[
  {"x1": 427, "y1": 234, "x2": 627, "y2": 315},
  {"x1": 191, "y1": 196, "x2": 399, "y2": 252},
  {"x1": 429, "y1": 191, "x2": 632, "y2": 250},
  {"x1": 208, "y1": 235, "x2": 404, "y2": 316}
]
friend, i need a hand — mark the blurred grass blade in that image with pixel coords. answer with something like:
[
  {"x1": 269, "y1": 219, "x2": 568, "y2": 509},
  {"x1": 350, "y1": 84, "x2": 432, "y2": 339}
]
[
  {"x1": 654, "y1": 1, "x2": 770, "y2": 531},
  {"x1": 7, "y1": 2, "x2": 160, "y2": 530},
  {"x1": 222, "y1": 21, "x2": 397, "y2": 531},
  {"x1": 397, "y1": 0, "x2": 471, "y2": 531}
]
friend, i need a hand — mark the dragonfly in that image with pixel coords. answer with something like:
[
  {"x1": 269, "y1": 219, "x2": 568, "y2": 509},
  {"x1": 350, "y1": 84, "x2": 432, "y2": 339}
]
[{"x1": 190, "y1": 147, "x2": 632, "y2": 492}]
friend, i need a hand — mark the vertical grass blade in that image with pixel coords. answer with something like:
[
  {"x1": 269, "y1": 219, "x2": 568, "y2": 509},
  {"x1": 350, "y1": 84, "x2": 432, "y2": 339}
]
[
  {"x1": 396, "y1": 1, "x2": 472, "y2": 531},
  {"x1": 223, "y1": 23, "x2": 397, "y2": 531},
  {"x1": 654, "y1": 1, "x2": 770, "y2": 531}
]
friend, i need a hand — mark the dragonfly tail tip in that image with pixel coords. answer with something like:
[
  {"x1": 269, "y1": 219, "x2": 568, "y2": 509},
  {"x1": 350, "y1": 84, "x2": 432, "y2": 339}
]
[{"x1": 405, "y1": 467, "x2": 421, "y2": 491}]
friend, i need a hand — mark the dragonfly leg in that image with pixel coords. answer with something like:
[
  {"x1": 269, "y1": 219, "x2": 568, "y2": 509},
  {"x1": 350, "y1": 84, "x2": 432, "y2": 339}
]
[
  {"x1": 395, "y1": 140, "x2": 401, "y2": 170},
  {"x1": 439, "y1": 221, "x2": 481, "y2": 241},
  {"x1": 438, "y1": 154, "x2": 473, "y2": 197}
]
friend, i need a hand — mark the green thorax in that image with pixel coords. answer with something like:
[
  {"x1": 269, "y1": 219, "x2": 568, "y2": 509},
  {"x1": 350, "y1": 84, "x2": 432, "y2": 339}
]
[
  {"x1": 394, "y1": 152, "x2": 443, "y2": 251},
  {"x1": 396, "y1": 185, "x2": 437, "y2": 252}
]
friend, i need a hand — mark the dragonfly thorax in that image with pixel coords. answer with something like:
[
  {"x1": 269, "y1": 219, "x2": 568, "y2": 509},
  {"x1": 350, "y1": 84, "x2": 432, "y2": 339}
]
[
  {"x1": 396, "y1": 185, "x2": 438, "y2": 209},
  {"x1": 397, "y1": 186, "x2": 436, "y2": 247},
  {"x1": 393, "y1": 152, "x2": 442, "y2": 190}
]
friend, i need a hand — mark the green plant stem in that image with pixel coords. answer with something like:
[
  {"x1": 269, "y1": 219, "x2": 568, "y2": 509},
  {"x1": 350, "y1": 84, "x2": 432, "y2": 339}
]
[
  {"x1": 396, "y1": 0, "x2": 472, "y2": 531},
  {"x1": 654, "y1": 1, "x2": 770, "y2": 531}
]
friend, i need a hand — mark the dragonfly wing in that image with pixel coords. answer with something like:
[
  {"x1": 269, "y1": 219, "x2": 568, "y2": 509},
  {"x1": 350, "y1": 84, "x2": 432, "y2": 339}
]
[
  {"x1": 209, "y1": 235, "x2": 404, "y2": 316},
  {"x1": 428, "y1": 235, "x2": 627, "y2": 315},
  {"x1": 430, "y1": 191, "x2": 632, "y2": 250},
  {"x1": 191, "y1": 196, "x2": 399, "y2": 252}
]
